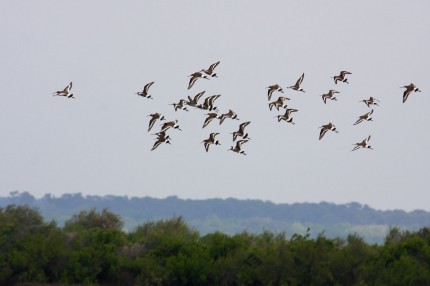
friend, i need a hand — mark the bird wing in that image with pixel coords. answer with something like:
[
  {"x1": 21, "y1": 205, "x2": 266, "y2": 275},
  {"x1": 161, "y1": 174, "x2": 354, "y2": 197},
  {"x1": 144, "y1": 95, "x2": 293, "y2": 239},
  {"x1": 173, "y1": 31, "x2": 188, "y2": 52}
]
[
  {"x1": 188, "y1": 76, "x2": 199, "y2": 90},
  {"x1": 148, "y1": 117, "x2": 157, "y2": 132},
  {"x1": 194, "y1": 91, "x2": 206, "y2": 102},
  {"x1": 202, "y1": 114, "x2": 215, "y2": 128},
  {"x1": 207, "y1": 61, "x2": 220, "y2": 73},
  {"x1": 296, "y1": 73, "x2": 304, "y2": 86},
  {"x1": 151, "y1": 140, "x2": 163, "y2": 151},
  {"x1": 319, "y1": 128, "x2": 328, "y2": 140},
  {"x1": 322, "y1": 94, "x2": 328, "y2": 104},
  {"x1": 403, "y1": 89, "x2": 412, "y2": 103}
]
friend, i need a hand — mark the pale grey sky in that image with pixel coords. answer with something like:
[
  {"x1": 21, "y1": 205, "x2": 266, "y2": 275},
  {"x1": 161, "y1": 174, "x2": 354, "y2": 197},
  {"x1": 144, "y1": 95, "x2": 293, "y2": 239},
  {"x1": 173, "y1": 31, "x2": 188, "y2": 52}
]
[{"x1": 1, "y1": 1, "x2": 429, "y2": 211}]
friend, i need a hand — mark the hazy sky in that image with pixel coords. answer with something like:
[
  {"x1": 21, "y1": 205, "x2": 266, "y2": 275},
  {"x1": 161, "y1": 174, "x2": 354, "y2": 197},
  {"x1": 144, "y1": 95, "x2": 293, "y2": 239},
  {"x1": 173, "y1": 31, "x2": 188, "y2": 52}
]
[{"x1": 1, "y1": 1, "x2": 429, "y2": 211}]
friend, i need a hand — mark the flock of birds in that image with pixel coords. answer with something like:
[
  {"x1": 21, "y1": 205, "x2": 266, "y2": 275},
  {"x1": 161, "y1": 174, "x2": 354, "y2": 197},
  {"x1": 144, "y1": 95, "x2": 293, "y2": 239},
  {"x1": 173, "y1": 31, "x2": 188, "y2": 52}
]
[{"x1": 52, "y1": 61, "x2": 423, "y2": 154}]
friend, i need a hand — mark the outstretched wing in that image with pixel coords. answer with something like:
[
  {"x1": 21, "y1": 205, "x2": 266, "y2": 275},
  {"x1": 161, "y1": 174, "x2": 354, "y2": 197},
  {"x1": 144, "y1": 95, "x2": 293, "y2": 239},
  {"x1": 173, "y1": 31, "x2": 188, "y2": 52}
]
[
  {"x1": 296, "y1": 73, "x2": 304, "y2": 86},
  {"x1": 207, "y1": 61, "x2": 220, "y2": 73},
  {"x1": 188, "y1": 76, "x2": 199, "y2": 90},
  {"x1": 319, "y1": 128, "x2": 328, "y2": 140}
]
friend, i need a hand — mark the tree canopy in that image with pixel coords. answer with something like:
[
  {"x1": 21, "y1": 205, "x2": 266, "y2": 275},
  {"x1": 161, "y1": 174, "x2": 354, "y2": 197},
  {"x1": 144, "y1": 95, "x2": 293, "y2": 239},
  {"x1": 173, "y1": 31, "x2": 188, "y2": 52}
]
[{"x1": 1, "y1": 205, "x2": 430, "y2": 285}]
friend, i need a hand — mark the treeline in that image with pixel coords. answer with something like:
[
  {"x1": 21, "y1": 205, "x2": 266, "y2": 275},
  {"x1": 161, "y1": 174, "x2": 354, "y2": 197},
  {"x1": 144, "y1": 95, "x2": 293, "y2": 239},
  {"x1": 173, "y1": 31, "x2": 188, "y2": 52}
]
[
  {"x1": 2, "y1": 191, "x2": 430, "y2": 244},
  {"x1": 1, "y1": 205, "x2": 430, "y2": 285}
]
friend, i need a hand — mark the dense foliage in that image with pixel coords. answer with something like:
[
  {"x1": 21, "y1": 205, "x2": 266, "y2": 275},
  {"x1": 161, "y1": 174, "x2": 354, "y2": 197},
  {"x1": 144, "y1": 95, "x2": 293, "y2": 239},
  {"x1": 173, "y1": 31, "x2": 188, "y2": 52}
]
[
  {"x1": 1, "y1": 205, "x2": 430, "y2": 285},
  {"x1": 2, "y1": 192, "x2": 429, "y2": 244}
]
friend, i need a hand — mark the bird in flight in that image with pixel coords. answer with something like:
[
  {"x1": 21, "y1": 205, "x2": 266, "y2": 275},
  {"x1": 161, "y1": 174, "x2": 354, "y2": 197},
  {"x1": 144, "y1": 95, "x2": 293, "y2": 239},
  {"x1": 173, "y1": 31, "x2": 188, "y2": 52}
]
[
  {"x1": 352, "y1": 135, "x2": 373, "y2": 151},
  {"x1": 136, "y1": 82, "x2": 155, "y2": 99},
  {"x1": 275, "y1": 108, "x2": 298, "y2": 125},
  {"x1": 321, "y1": 90, "x2": 339, "y2": 104},
  {"x1": 202, "y1": 113, "x2": 219, "y2": 129},
  {"x1": 402, "y1": 83, "x2": 421, "y2": 103},
  {"x1": 201, "y1": 61, "x2": 220, "y2": 78},
  {"x1": 147, "y1": 113, "x2": 165, "y2": 132},
  {"x1": 229, "y1": 139, "x2": 249, "y2": 155},
  {"x1": 267, "y1": 84, "x2": 284, "y2": 101},
  {"x1": 232, "y1": 121, "x2": 251, "y2": 141},
  {"x1": 360, "y1": 97, "x2": 380, "y2": 108},
  {"x1": 353, "y1": 109, "x2": 374, "y2": 126},
  {"x1": 188, "y1": 72, "x2": 209, "y2": 90},
  {"x1": 332, "y1": 71, "x2": 351, "y2": 84},
  {"x1": 53, "y1": 82, "x2": 74, "y2": 98},
  {"x1": 319, "y1": 122, "x2": 339, "y2": 140},
  {"x1": 219, "y1": 109, "x2": 239, "y2": 125},
  {"x1": 202, "y1": 132, "x2": 221, "y2": 152},
  {"x1": 287, "y1": 73, "x2": 305, "y2": 92}
]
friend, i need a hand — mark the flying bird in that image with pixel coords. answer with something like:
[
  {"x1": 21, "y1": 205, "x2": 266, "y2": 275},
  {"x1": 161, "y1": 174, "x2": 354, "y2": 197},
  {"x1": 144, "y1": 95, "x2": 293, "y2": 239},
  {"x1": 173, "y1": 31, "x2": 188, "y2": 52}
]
[
  {"x1": 152, "y1": 130, "x2": 170, "y2": 141},
  {"x1": 267, "y1": 84, "x2": 284, "y2": 101},
  {"x1": 321, "y1": 90, "x2": 339, "y2": 104},
  {"x1": 170, "y1": 99, "x2": 189, "y2": 112},
  {"x1": 160, "y1": 120, "x2": 182, "y2": 132},
  {"x1": 147, "y1": 113, "x2": 165, "y2": 132},
  {"x1": 332, "y1": 71, "x2": 351, "y2": 84},
  {"x1": 151, "y1": 136, "x2": 171, "y2": 151},
  {"x1": 287, "y1": 73, "x2": 305, "y2": 92},
  {"x1": 275, "y1": 108, "x2": 298, "y2": 124},
  {"x1": 136, "y1": 82, "x2": 155, "y2": 99},
  {"x1": 402, "y1": 83, "x2": 421, "y2": 103},
  {"x1": 319, "y1": 122, "x2": 339, "y2": 140},
  {"x1": 353, "y1": 109, "x2": 374, "y2": 126},
  {"x1": 188, "y1": 72, "x2": 209, "y2": 90},
  {"x1": 196, "y1": 94, "x2": 221, "y2": 111},
  {"x1": 219, "y1": 109, "x2": 239, "y2": 125},
  {"x1": 187, "y1": 91, "x2": 205, "y2": 107},
  {"x1": 202, "y1": 113, "x2": 219, "y2": 129},
  {"x1": 232, "y1": 121, "x2": 251, "y2": 141},
  {"x1": 202, "y1": 133, "x2": 221, "y2": 152},
  {"x1": 360, "y1": 97, "x2": 380, "y2": 108},
  {"x1": 201, "y1": 61, "x2": 220, "y2": 77},
  {"x1": 269, "y1": 96, "x2": 290, "y2": 111},
  {"x1": 352, "y1": 135, "x2": 373, "y2": 151},
  {"x1": 229, "y1": 139, "x2": 249, "y2": 155},
  {"x1": 53, "y1": 82, "x2": 74, "y2": 98}
]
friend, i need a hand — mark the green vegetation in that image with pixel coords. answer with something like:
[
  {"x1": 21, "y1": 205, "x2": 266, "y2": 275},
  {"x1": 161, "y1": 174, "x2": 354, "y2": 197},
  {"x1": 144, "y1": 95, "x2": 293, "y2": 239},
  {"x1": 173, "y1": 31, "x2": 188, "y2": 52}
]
[
  {"x1": 2, "y1": 192, "x2": 429, "y2": 244},
  {"x1": 1, "y1": 205, "x2": 430, "y2": 285}
]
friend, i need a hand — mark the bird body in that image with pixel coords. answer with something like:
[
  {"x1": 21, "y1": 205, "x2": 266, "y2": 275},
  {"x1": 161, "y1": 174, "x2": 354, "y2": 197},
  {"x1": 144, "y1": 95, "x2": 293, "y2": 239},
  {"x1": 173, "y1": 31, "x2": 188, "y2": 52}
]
[
  {"x1": 402, "y1": 83, "x2": 421, "y2": 103},
  {"x1": 319, "y1": 122, "x2": 339, "y2": 140},
  {"x1": 136, "y1": 82, "x2": 154, "y2": 98},
  {"x1": 352, "y1": 135, "x2": 373, "y2": 151},
  {"x1": 267, "y1": 84, "x2": 284, "y2": 101},
  {"x1": 196, "y1": 94, "x2": 221, "y2": 111},
  {"x1": 287, "y1": 73, "x2": 305, "y2": 92},
  {"x1": 170, "y1": 99, "x2": 189, "y2": 112},
  {"x1": 321, "y1": 90, "x2": 339, "y2": 104},
  {"x1": 361, "y1": 97, "x2": 380, "y2": 107},
  {"x1": 160, "y1": 120, "x2": 181, "y2": 132},
  {"x1": 232, "y1": 121, "x2": 251, "y2": 141},
  {"x1": 353, "y1": 109, "x2": 374, "y2": 126},
  {"x1": 275, "y1": 108, "x2": 298, "y2": 124},
  {"x1": 202, "y1": 132, "x2": 221, "y2": 152},
  {"x1": 201, "y1": 61, "x2": 220, "y2": 77},
  {"x1": 332, "y1": 71, "x2": 351, "y2": 84},
  {"x1": 147, "y1": 113, "x2": 165, "y2": 132},
  {"x1": 202, "y1": 113, "x2": 219, "y2": 128},
  {"x1": 219, "y1": 109, "x2": 239, "y2": 124},
  {"x1": 269, "y1": 96, "x2": 290, "y2": 111},
  {"x1": 151, "y1": 137, "x2": 171, "y2": 151},
  {"x1": 229, "y1": 139, "x2": 248, "y2": 155},
  {"x1": 187, "y1": 91, "x2": 205, "y2": 107},
  {"x1": 188, "y1": 72, "x2": 209, "y2": 90},
  {"x1": 53, "y1": 82, "x2": 73, "y2": 98}
]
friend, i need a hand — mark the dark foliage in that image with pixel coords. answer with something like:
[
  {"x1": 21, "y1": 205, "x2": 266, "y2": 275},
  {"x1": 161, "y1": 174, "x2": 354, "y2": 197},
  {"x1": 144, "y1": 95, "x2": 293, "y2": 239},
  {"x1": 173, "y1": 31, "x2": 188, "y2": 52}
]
[{"x1": 1, "y1": 205, "x2": 430, "y2": 285}]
